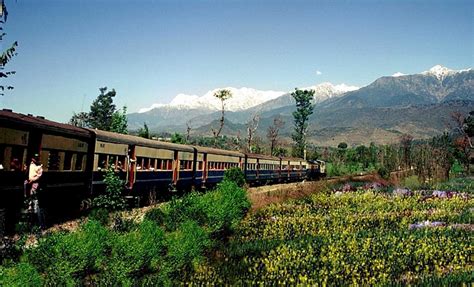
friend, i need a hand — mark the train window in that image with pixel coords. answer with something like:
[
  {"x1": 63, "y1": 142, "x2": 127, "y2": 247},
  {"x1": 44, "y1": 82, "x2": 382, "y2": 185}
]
[
  {"x1": 98, "y1": 154, "x2": 108, "y2": 171},
  {"x1": 156, "y1": 159, "x2": 162, "y2": 170},
  {"x1": 48, "y1": 150, "x2": 61, "y2": 171},
  {"x1": 116, "y1": 156, "x2": 126, "y2": 171},
  {"x1": 197, "y1": 161, "x2": 203, "y2": 170},
  {"x1": 0, "y1": 145, "x2": 4, "y2": 170},
  {"x1": 75, "y1": 153, "x2": 84, "y2": 171},
  {"x1": 63, "y1": 152, "x2": 73, "y2": 170}
]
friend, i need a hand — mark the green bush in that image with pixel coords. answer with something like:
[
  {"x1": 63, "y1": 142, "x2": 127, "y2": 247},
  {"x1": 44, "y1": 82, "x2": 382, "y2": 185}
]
[
  {"x1": 377, "y1": 166, "x2": 390, "y2": 179},
  {"x1": 22, "y1": 220, "x2": 110, "y2": 285},
  {"x1": 144, "y1": 207, "x2": 167, "y2": 225},
  {"x1": 224, "y1": 167, "x2": 246, "y2": 187},
  {"x1": 401, "y1": 175, "x2": 422, "y2": 190},
  {"x1": 0, "y1": 263, "x2": 43, "y2": 287},
  {"x1": 89, "y1": 208, "x2": 110, "y2": 226},
  {"x1": 197, "y1": 180, "x2": 251, "y2": 236},
  {"x1": 165, "y1": 220, "x2": 211, "y2": 272},
  {"x1": 92, "y1": 168, "x2": 126, "y2": 211}
]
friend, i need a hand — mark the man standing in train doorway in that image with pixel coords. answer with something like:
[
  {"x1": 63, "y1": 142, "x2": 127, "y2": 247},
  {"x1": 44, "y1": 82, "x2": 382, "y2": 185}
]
[{"x1": 24, "y1": 154, "x2": 45, "y2": 230}]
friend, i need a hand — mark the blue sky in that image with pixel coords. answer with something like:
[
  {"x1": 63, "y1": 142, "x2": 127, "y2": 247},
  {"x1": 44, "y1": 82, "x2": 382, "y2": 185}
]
[{"x1": 1, "y1": 0, "x2": 473, "y2": 122}]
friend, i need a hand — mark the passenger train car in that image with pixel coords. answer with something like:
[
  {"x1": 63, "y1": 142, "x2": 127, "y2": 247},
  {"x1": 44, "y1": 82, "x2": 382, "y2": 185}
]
[{"x1": 0, "y1": 109, "x2": 325, "y2": 232}]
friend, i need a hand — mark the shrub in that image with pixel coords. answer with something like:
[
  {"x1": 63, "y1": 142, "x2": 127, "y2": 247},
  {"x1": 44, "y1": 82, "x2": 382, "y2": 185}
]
[
  {"x1": 92, "y1": 168, "x2": 126, "y2": 211},
  {"x1": 112, "y1": 215, "x2": 138, "y2": 233},
  {"x1": 144, "y1": 207, "x2": 168, "y2": 225},
  {"x1": 22, "y1": 220, "x2": 110, "y2": 285},
  {"x1": 88, "y1": 208, "x2": 110, "y2": 226},
  {"x1": 0, "y1": 263, "x2": 43, "y2": 287},
  {"x1": 197, "y1": 180, "x2": 251, "y2": 236},
  {"x1": 377, "y1": 166, "x2": 390, "y2": 180},
  {"x1": 401, "y1": 175, "x2": 422, "y2": 190},
  {"x1": 165, "y1": 220, "x2": 211, "y2": 273},
  {"x1": 224, "y1": 167, "x2": 246, "y2": 187}
]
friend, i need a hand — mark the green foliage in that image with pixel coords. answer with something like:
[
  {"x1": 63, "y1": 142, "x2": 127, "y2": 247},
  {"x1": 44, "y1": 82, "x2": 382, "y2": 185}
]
[
  {"x1": 88, "y1": 87, "x2": 117, "y2": 131},
  {"x1": 223, "y1": 167, "x2": 246, "y2": 187},
  {"x1": 171, "y1": 132, "x2": 186, "y2": 144},
  {"x1": 103, "y1": 220, "x2": 165, "y2": 284},
  {"x1": 110, "y1": 106, "x2": 128, "y2": 134},
  {"x1": 0, "y1": 1, "x2": 18, "y2": 96},
  {"x1": 7, "y1": 178, "x2": 252, "y2": 285},
  {"x1": 22, "y1": 220, "x2": 110, "y2": 285},
  {"x1": 165, "y1": 220, "x2": 211, "y2": 272},
  {"x1": 0, "y1": 263, "x2": 43, "y2": 287},
  {"x1": 138, "y1": 122, "x2": 151, "y2": 139},
  {"x1": 401, "y1": 175, "x2": 422, "y2": 190},
  {"x1": 186, "y1": 189, "x2": 473, "y2": 285},
  {"x1": 377, "y1": 166, "x2": 390, "y2": 179},
  {"x1": 337, "y1": 142, "x2": 348, "y2": 149},
  {"x1": 434, "y1": 177, "x2": 474, "y2": 194},
  {"x1": 464, "y1": 110, "x2": 474, "y2": 137},
  {"x1": 92, "y1": 168, "x2": 126, "y2": 211},
  {"x1": 88, "y1": 208, "x2": 110, "y2": 226},
  {"x1": 291, "y1": 88, "x2": 314, "y2": 158}
]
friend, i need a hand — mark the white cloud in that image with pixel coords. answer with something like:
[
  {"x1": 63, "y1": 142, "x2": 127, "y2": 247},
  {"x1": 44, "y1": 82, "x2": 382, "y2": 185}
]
[{"x1": 316, "y1": 70, "x2": 322, "y2": 76}]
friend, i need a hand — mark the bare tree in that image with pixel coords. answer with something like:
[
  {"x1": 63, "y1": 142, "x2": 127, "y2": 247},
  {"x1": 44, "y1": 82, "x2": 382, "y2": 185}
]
[
  {"x1": 246, "y1": 113, "x2": 260, "y2": 152},
  {"x1": 185, "y1": 120, "x2": 192, "y2": 143},
  {"x1": 266, "y1": 116, "x2": 285, "y2": 156},
  {"x1": 211, "y1": 89, "x2": 232, "y2": 145}
]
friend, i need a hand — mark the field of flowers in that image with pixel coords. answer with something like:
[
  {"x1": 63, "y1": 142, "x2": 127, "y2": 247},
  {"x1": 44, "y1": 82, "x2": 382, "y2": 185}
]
[{"x1": 187, "y1": 180, "x2": 473, "y2": 285}]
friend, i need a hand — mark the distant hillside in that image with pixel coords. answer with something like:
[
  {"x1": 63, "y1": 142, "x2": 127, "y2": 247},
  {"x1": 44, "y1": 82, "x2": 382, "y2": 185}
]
[{"x1": 128, "y1": 65, "x2": 473, "y2": 146}]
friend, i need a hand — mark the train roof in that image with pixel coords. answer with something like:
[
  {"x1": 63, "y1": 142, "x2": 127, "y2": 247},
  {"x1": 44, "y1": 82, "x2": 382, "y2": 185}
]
[
  {"x1": 245, "y1": 153, "x2": 281, "y2": 161},
  {"x1": 89, "y1": 129, "x2": 194, "y2": 152},
  {"x1": 193, "y1": 145, "x2": 244, "y2": 157},
  {"x1": 0, "y1": 109, "x2": 91, "y2": 138},
  {"x1": 280, "y1": 156, "x2": 306, "y2": 162}
]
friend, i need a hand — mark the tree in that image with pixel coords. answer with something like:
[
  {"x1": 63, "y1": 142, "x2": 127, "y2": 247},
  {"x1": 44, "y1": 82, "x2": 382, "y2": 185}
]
[
  {"x1": 291, "y1": 88, "x2": 314, "y2": 159},
  {"x1": 138, "y1": 122, "x2": 150, "y2": 139},
  {"x1": 246, "y1": 113, "x2": 260, "y2": 152},
  {"x1": 399, "y1": 134, "x2": 413, "y2": 169},
  {"x1": 267, "y1": 116, "x2": 284, "y2": 156},
  {"x1": 211, "y1": 89, "x2": 232, "y2": 145},
  {"x1": 185, "y1": 120, "x2": 192, "y2": 143},
  {"x1": 337, "y1": 142, "x2": 348, "y2": 149},
  {"x1": 171, "y1": 133, "x2": 185, "y2": 144},
  {"x1": 110, "y1": 106, "x2": 128, "y2": 134},
  {"x1": 450, "y1": 111, "x2": 472, "y2": 173},
  {"x1": 88, "y1": 87, "x2": 117, "y2": 131},
  {"x1": 69, "y1": 112, "x2": 90, "y2": 128},
  {"x1": 0, "y1": 0, "x2": 18, "y2": 96}
]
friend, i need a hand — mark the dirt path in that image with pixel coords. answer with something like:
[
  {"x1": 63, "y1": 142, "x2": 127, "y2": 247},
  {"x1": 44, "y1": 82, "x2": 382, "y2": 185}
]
[{"x1": 247, "y1": 173, "x2": 387, "y2": 211}]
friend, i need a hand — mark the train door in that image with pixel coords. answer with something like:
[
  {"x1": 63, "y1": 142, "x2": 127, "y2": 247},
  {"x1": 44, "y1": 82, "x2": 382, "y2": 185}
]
[
  {"x1": 172, "y1": 150, "x2": 179, "y2": 185},
  {"x1": 26, "y1": 130, "x2": 42, "y2": 163},
  {"x1": 127, "y1": 145, "x2": 136, "y2": 190},
  {"x1": 202, "y1": 153, "x2": 208, "y2": 185}
]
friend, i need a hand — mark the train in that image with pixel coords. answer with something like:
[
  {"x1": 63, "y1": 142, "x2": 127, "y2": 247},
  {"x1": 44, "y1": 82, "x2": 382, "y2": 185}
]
[{"x1": 0, "y1": 109, "x2": 325, "y2": 232}]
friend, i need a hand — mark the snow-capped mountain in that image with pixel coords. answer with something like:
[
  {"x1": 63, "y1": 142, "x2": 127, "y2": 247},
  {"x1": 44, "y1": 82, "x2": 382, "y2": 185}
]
[
  {"x1": 303, "y1": 82, "x2": 359, "y2": 103},
  {"x1": 325, "y1": 65, "x2": 473, "y2": 108},
  {"x1": 139, "y1": 87, "x2": 285, "y2": 113}
]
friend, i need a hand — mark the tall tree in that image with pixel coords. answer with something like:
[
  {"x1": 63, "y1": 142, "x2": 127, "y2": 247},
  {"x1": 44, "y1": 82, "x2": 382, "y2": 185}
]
[
  {"x1": 69, "y1": 112, "x2": 90, "y2": 128},
  {"x1": 185, "y1": 120, "x2": 192, "y2": 143},
  {"x1": 399, "y1": 134, "x2": 413, "y2": 169},
  {"x1": 246, "y1": 113, "x2": 260, "y2": 152},
  {"x1": 88, "y1": 87, "x2": 117, "y2": 131},
  {"x1": 0, "y1": 0, "x2": 18, "y2": 96},
  {"x1": 211, "y1": 89, "x2": 232, "y2": 145},
  {"x1": 291, "y1": 88, "x2": 314, "y2": 159},
  {"x1": 267, "y1": 116, "x2": 284, "y2": 156},
  {"x1": 110, "y1": 106, "x2": 128, "y2": 134},
  {"x1": 138, "y1": 122, "x2": 150, "y2": 139}
]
